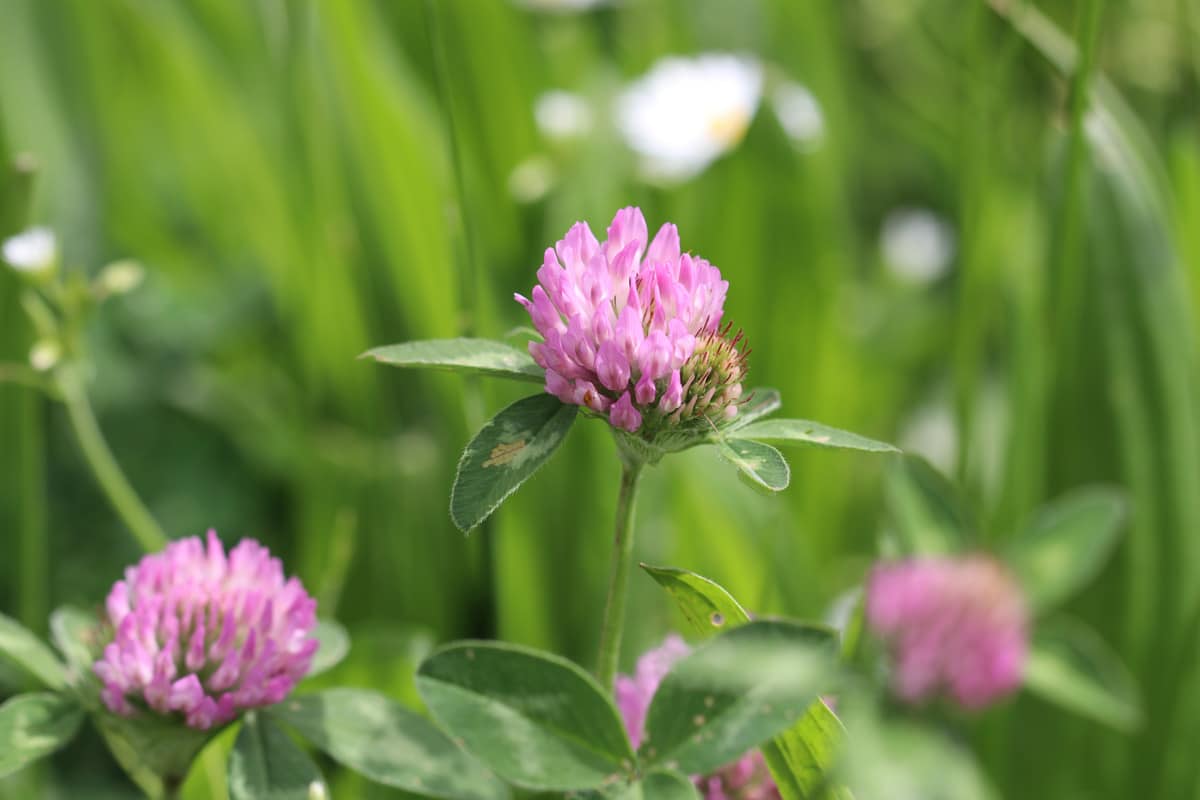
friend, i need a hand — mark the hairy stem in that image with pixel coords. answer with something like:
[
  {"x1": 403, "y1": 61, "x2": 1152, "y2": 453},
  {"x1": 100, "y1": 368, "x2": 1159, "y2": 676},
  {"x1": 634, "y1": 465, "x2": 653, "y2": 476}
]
[
  {"x1": 596, "y1": 460, "x2": 644, "y2": 690},
  {"x1": 58, "y1": 368, "x2": 166, "y2": 553}
]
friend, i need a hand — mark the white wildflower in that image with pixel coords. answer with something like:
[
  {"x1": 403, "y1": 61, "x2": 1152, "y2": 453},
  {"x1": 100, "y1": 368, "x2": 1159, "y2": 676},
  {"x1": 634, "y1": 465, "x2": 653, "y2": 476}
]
[
  {"x1": 534, "y1": 90, "x2": 594, "y2": 141},
  {"x1": 617, "y1": 54, "x2": 763, "y2": 183},
  {"x1": 3, "y1": 227, "x2": 57, "y2": 275},
  {"x1": 880, "y1": 208, "x2": 955, "y2": 283}
]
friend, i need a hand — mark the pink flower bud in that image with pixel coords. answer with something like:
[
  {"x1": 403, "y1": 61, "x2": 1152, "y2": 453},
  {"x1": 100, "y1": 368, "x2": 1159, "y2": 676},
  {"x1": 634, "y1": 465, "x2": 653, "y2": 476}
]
[
  {"x1": 595, "y1": 341, "x2": 631, "y2": 393},
  {"x1": 639, "y1": 330, "x2": 673, "y2": 380},
  {"x1": 635, "y1": 373, "x2": 658, "y2": 405},
  {"x1": 609, "y1": 392, "x2": 643, "y2": 432},
  {"x1": 660, "y1": 370, "x2": 684, "y2": 412}
]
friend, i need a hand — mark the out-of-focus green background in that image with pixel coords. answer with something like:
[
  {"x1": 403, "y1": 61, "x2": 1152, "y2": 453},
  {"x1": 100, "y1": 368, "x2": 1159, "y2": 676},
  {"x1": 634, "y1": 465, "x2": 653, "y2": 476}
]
[{"x1": 1, "y1": 0, "x2": 1198, "y2": 797}]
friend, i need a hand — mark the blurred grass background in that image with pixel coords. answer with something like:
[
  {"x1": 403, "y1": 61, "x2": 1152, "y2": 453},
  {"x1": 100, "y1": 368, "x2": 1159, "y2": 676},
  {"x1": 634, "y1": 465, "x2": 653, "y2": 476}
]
[{"x1": 1, "y1": 0, "x2": 1198, "y2": 797}]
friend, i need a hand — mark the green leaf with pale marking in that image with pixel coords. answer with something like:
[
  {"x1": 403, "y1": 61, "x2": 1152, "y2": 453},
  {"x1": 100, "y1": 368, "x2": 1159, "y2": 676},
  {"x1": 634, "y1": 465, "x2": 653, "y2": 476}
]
[
  {"x1": 641, "y1": 564, "x2": 751, "y2": 634},
  {"x1": 718, "y1": 438, "x2": 790, "y2": 492},
  {"x1": 640, "y1": 565, "x2": 851, "y2": 800},
  {"x1": 581, "y1": 769, "x2": 700, "y2": 800},
  {"x1": 0, "y1": 612, "x2": 67, "y2": 690},
  {"x1": 0, "y1": 693, "x2": 83, "y2": 778},
  {"x1": 641, "y1": 620, "x2": 836, "y2": 776},
  {"x1": 730, "y1": 419, "x2": 899, "y2": 453},
  {"x1": 362, "y1": 338, "x2": 543, "y2": 382},
  {"x1": 1005, "y1": 488, "x2": 1126, "y2": 612},
  {"x1": 451, "y1": 394, "x2": 577, "y2": 531},
  {"x1": 270, "y1": 688, "x2": 508, "y2": 800},
  {"x1": 228, "y1": 712, "x2": 325, "y2": 800},
  {"x1": 726, "y1": 388, "x2": 782, "y2": 430},
  {"x1": 885, "y1": 455, "x2": 973, "y2": 556},
  {"x1": 1024, "y1": 617, "x2": 1142, "y2": 732},
  {"x1": 582, "y1": 769, "x2": 699, "y2": 800},
  {"x1": 643, "y1": 769, "x2": 701, "y2": 799},
  {"x1": 416, "y1": 640, "x2": 634, "y2": 791},
  {"x1": 305, "y1": 619, "x2": 350, "y2": 679}
]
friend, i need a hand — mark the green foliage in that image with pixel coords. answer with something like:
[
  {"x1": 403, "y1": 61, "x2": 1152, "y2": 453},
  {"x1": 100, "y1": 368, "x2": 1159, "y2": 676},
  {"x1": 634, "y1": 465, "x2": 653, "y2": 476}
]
[
  {"x1": 884, "y1": 456, "x2": 973, "y2": 557},
  {"x1": 730, "y1": 420, "x2": 899, "y2": 454},
  {"x1": 1, "y1": 0, "x2": 1197, "y2": 796},
  {"x1": 304, "y1": 620, "x2": 350, "y2": 680},
  {"x1": 1006, "y1": 489, "x2": 1127, "y2": 612},
  {"x1": 228, "y1": 713, "x2": 324, "y2": 800},
  {"x1": 640, "y1": 769, "x2": 701, "y2": 799},
  {"x1": 0, "y1": 612, "x2": 66, "y2": 691},
  {"x1": 727, "y1": 389, "x2": 783, "y2": 431},
  {"x1": 270, "y1": 688, "x2": 508, "y2": 800},
  {"x1": 717, "y1": 437, "x2": 790, "y2": 492},
  {"x1": 363, "y1": 338, "x2": 543, "y2": 383},
  {"x1": 838, "y1": 703, "x2": 997, "y2": 800},
  {"x1": 47, "y1": 606, "x2": 99, "y2": 678},
  {"x1": 1024, "y1": 617, "x2": 1142, "y2": 732},
  {"x1": 596, "y1": 769, "x2": 700, "y2": 800},
  {"x1": 640, "y1": 620, "x2": 835, "y2": 776},
  {"x1": 451, "y1": 394, "x2": 577, "y2": 532},
  {"x1": 642, "y1": 565, "x2": 849, "y2": 800},
  {"x1": 0, "y1": 692, "x2": 82, "y2": 778},
  {"x1": 94, "y1": 711, "x2": 217, "y2": 797},
  {"x1": 416, "y1": 641, "x2": 633, "y2": 791},
  {"x1": 641, "y1": 565, "x2": 751, "y2": 635}
]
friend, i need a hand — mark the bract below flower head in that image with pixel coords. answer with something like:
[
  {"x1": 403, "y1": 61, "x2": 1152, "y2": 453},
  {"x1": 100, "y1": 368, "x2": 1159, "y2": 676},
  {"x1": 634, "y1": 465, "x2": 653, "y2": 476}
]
[
  {"x1": 617, "y1": 54, "x2": 763, "y2": 183},
  {"x1": 616, "y1": 635, "x2": 780, "y2": 800},
  {"x1": 865, "y1": 555, "x2": 1029, "y2": 710},
  {"x1": 94, "y1": 530, "x2": 318, "y2": 730},
  {"x1": 516, "y1": 206, "x2": 749, "y2": 439}
]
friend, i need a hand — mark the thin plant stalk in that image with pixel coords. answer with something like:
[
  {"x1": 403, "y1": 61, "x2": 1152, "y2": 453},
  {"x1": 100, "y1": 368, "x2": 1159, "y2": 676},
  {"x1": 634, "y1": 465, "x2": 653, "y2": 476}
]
[
  {"x1": 425, "y1": 0, "x2": 498, "y2": 637},
  {"x1": 58, "y1": 368, "x2": 166, "y2": 553},
  {"x1": 595, "y1": 460, "x2": 644, "y2": 690}
]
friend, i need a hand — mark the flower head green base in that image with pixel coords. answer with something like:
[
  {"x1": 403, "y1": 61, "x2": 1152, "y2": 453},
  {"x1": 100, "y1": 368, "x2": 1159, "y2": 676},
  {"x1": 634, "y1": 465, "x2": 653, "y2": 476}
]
[{"x1": 619, "y1": 321, "x2": 752, "y2": 464}]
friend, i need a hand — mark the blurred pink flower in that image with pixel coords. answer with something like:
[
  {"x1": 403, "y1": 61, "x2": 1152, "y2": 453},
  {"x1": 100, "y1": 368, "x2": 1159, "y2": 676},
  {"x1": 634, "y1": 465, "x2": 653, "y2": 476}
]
[
  {"x1": 865, "y1": 555, "x2": 1029, "y2": 710},
  {"x1": 616, "y1": 635, "x2": 781, "y2": 800},
  {"x1": 94, "y1": 530, "x2": 318, "y2": 730},
  {"x1": 517, "y1": 207, "x2": 747, "y2": 433}
]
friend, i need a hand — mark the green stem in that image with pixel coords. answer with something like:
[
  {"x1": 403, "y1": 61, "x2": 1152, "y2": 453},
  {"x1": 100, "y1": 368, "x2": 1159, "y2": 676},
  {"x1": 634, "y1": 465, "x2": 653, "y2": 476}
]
[
  {"x1": 595, "y1": 460, "x2": 644, "y2": 690},
  {"x1": 17, "y1": 391, "x2": 46, "y2": 631},
  {"x1": 58, "y1": 368, "x2": 167, "y2": 553},
  {"x1": 1053, "y1": 0, "x2": 1103, "y2": 368}
]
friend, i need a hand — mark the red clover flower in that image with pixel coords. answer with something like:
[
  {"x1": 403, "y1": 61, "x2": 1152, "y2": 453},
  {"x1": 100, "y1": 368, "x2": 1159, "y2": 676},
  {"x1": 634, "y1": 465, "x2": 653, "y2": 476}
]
[
  {"x1": 516, "y1": 207, "x2": 748, "y2": 436},
  {"x1": 865, "y1": 555, "x2": 1029, "y2": 710},
  {"x1": 94, "y1": 531, "x2": 318, "y2": 729}
]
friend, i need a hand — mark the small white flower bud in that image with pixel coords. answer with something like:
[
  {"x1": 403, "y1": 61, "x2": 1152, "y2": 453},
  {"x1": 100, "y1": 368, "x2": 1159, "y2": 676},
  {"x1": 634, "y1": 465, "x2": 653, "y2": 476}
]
[
  {"x1": 29, "y1": 340, "x2": 61, "y2": 372},
  {"x1": 97, "y1": 259, "x2": 145, "y2": 296},
  {"x1": 3, "y1": 227, "x2": 57, "y2": 278}
]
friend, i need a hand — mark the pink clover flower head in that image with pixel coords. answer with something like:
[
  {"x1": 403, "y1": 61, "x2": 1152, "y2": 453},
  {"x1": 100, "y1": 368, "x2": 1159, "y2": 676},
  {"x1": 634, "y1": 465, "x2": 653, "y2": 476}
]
[
  {"x1": 94, "y1": 530, "x2": 319, "y2": 730},
  {"x1": 865, "y1": 555, "x2": 1029, "y2": 710},
  {"x1": 516, "y1": 207, "x2": 748, "y2": 435},
  {"x1": 615, "y1": 635, "x2": 780, "y2": 800}
]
